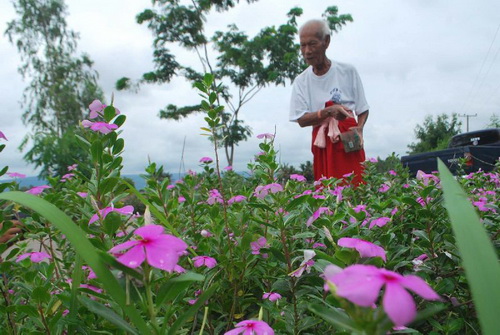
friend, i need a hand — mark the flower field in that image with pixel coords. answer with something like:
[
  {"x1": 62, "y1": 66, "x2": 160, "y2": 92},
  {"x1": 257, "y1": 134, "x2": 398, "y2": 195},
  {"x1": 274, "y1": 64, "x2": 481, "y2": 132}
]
[{"x1": 0, "y1": 77, "x2": 499, "y2": 335}]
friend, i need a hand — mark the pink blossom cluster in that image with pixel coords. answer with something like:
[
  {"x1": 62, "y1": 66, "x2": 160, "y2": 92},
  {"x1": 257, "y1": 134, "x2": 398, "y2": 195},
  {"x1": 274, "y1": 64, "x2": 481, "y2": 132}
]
[
  {"x1": 254, "y1": 183, "x2": 283, "y2": 199},
  {"x1": 89, "y1": 205, "x2": 135, "y2": 224}
]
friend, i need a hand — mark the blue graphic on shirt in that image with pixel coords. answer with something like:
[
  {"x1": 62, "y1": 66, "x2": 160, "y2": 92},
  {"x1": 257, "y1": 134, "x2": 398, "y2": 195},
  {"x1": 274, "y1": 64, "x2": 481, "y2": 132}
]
[{"x1": 330, "y1": 88, "x2": 342, "y2": 104}]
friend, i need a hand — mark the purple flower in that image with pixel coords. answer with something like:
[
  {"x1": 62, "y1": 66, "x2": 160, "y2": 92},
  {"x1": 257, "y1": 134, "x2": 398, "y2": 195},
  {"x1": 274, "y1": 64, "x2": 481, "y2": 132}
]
[
  {"x1": 228, "y1": 195, "x2": 247, "y2": 205},
  {"x1": 256, "y1": 133, "x2": 274, "y2": 140},
  {"x1": 325, "y1": 264, "x2": 440, "y2": 326},
  {"x1": 89, "y1": 100, "x2": 106, "y2": 119},
  {"x1": 225, "y1": 320, "x2": 274, "y2": 335},
  {"x1": 61, "y1": 173, "x2": 75, "y2": 182},
  {"x1": 0, "y1": 131, "x2": 7, "y2": 141},
  {"x1": 338, "y1": 237, "x2": 386, "y2": 261},
  {"x1": 77, "y1": 192, "x2": 88, "y2": 198},
  {"x1": 290, "y1": 250, "x2": 315, "y2": 277},
  {"x1": 224, "y1": 165, "x2": 233, "y2": 171},
  {"x1": 388, "y1": 170, "x2": 397, "y2": 176},
  {"x1": 82, "y1": 120, "x2": 118, "y2": 134},
  {"x1": 207, "y1": 189, "x2": 224, "y2": 205},
  {"x1": 192, "y1": 256, "x2": 217, "y2": 269},
  {"x1": 109, "y1": 224, "x2": 187, "y2": 272},
  {"x1": 199, "y1": 156, "x2": 213, "y2": 163},
  {"x1": 416, "y1": 170, "x2": 440, "y2": 186},
  {"x1": 251, "y1": 237, "x2": 268, "y2": 255},
  {"x1": 290, "y1": 174, "x2": 306, "y2": 182},
  {"x1": 306, "y1": 207, "x2": 333, "y2": 227},
  {"x1": 67, "y1": 164, "x2": 78, "y2": 171},
  {"x1": 369, "y1": 217, "x2": 391, "y2": 229},
  {"x1": 254, "y1": 183, "x2": 283, "y2": 199},
  {"x1": 16, "y1": 252, "x2": 51, "y2": 263},
  {"x1": 7, "y1": 172, "x2": 26, "y2": 178},
  {"x1": 89, "y1": 205, "x2": 134, "y2": 224},
  {"x1": 378, "y1": 183, "x2": 390, "y2": 193},
  {"x1": 26, "y1": 185, "x2": 51, "y2": 195},
  {"x1": 178, "y1": 196, "x2": 186, "y2": 203},
  {"x1": 262, "y1": 292, "x2": 282, "y2": 302},
  {"x1": 80, "y1": 284, "x2": 103, "y2": 294},
  {"x1": 367, "y1": 157, "x2": 378, "y2": 163},
  {"x1": 200, "y1": 229, "x2": 213, "y2": 237},
  {"x1": 313, "y1": 242, "x2": 326, "y2": 249}
]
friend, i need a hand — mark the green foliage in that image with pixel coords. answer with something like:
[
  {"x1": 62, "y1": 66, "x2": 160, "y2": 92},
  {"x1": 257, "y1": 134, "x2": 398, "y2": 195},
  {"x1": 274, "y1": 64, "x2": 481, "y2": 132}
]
[
  {"x1": 120, "y1": 2, "x2": 352, "y2": 165},
  {"x1": 1, "y1": 85, "x2": 498, "y2": 333},
  {"x1": 438, "y1": 160, "x2": 500, "y2": 335},
  {"x1": 5, "y1": 0, "x2": 103, "y2": 177},
  {"x1": 486, "y1": 113, "x2": 500, "y2": 128},
  {"x1": 407, "y1": 113, "x2": 462, "y2": 154}
]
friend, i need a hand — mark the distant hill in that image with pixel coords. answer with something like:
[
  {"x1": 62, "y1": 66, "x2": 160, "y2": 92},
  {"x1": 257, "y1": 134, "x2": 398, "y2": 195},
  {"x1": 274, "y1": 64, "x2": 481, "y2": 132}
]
[{"x1": 1, "y1": 173, "x2": 185, "y2": 190}]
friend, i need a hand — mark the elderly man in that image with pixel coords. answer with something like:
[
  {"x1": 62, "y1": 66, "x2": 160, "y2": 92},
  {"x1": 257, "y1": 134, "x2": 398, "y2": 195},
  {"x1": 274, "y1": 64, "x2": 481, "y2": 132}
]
[{"x1": 289, "y1": 19, "x2": 369, "y2": 184}]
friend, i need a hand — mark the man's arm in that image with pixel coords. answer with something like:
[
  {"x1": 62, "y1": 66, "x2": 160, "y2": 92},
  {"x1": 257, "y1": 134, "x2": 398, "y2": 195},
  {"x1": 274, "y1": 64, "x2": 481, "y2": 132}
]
[
  {"x1": 297, "y1": 105, "x2": 352, "y2": 128},
  {"x1": 357, "y1": 110, "x2": 369, "y2": 129}
]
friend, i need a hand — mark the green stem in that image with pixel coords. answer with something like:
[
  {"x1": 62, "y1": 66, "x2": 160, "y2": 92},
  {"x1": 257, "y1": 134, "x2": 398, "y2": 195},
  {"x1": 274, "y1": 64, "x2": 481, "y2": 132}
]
[
  {"x1": 144, "y1": 265, "x2": 158, "y2": 330},
  {"x1": 198, "y1": 307, "x2": 209, "y2": 335}
]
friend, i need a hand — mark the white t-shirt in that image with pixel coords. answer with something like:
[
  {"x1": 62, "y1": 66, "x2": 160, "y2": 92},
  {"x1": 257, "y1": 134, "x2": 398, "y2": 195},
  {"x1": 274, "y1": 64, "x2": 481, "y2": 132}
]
[{"x1": 289, "y1": 61, "x2": 369, "y2": 122}]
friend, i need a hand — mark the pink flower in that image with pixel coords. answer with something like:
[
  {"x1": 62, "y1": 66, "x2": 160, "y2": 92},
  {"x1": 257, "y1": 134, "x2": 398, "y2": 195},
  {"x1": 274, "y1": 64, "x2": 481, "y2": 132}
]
[
  {"x1": 378, "y1": 183, "x2": 390, "y2": 193},
  {"x1": 325, "y1": 264, "x2": 440, "y2": 326},
  {"x1": 62, "y1": 309, "x2": 70, "y2": 317},
  {"x1": 167, "y1": 184, "x2": 176, "y2": 190},
  {"x1": 256, "y1": 133, "x2": 274, "y2": 140},
  {"x1": 200, "y1": 229, "x2": 213, "y2": 237},
  {"x1": 178, "y1": 196, "x2": 186, "y2": 203},
  {"x1": 89, "y1": 205, "x2": 134, "y2": 224},
  {"x1": 77, "y1": 192, "x2": 88, "y2": 198},
  {"x1": 228, "y1": 195, "x2": 246, "y2": 205},
  {"x1": 290, "y1": 250, "x2": 315, "y2": 277},
  {"x1": 367, "y1": 157, "x2": 378, "y2": 163},
  {"x1": 353, "y1": 204, "x2": 367, "y2": 214},
  {"x1": 225, "y1": 320, "x2": 274, "y2": 335},
  {"x1": 16, "y1": 252, "x2": 51, "y2": 263},
  {"x1": 306, "y1": 207, "x2": 333, "y2": 227},
  {"x1": 7, "y1": 172, "x2": 26, "y2": 178},
  {"x1": 416, "y1": 170, "x2": 440, "y2": 186},
  {"x1": 89, "y1": 100, "x2": 106, "y2": 119},
  {"x1": 80, "y1": 284, "x2": 103, "y2": 294},
  {"x1": 26, "y1": 185, "x2": 51, "y2": 195},
  {"x1": 207, "y1": 189, "x2": 224, "y2": 205},
  {"x1": 262, "y1": 292, "x2": 282, "y2": 302},
  {"x1": 199, "y1": 156, "x2": 213, "y2": 163},
  {"x1": 390, "y1": 207, "x2": 398, "y2": 216},
  {"x1": 338, "y1": 237, "x2": 387, "y2": 261},
  {"x1": 313, "y1": 242, "x2": 326, "y2": 249},
  {"x1": 109, "y1": 224, "x2": 187, "y2": 272},
  {"x1": 61, "y1": 173, "x2": 75, "y2": 182},
  {"x1": 67, "y1": 164, "x2": 78, "y2": 171},
  {"x1": 251, "y1": 237, "x2": 268, "y2": 255},
  {"x1": 224, "y1": 165, "x2": 233, "y2": 171},
  {"x1": 0, "y1": 131, "x2": 7, "y2": 140},
  {"x1": 369, "y1": 217, "x2": 391, "y2": 229},
  {"x1": 388, "y1": 170, "x2": 397, "y2": 176},
  {"x1": 290, "y1": 174, "x2": 306, "y2": 182},
  {"x1": 254, "y1": 183, "x2": 283, "y2": 199},
  {"x1": 83, "y1": 120, "x2": 119, "y2": 134},
  {"x1": 192, "y1": 256, "x2": 217, "y2": 269}
]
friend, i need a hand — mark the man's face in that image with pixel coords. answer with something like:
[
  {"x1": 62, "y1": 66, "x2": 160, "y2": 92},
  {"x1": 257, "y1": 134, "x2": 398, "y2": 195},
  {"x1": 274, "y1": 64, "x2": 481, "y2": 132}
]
[{"x1": 299, "y1": 26, "x2": 329, "y2": 68}]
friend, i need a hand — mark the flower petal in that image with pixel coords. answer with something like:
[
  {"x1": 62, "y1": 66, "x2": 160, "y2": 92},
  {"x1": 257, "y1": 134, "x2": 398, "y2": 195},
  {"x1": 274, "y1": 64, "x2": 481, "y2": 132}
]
[
  {"x1": 400, "y1": 275, "x2": 440, "y2": 301},
  {"x1": 383, "y1": 282, "x2": 416, "y2": 326},
  {"x1": 333, "y1": 265, "x2": 384, "y2": 307},
  {"x1": 117, "y1": 245, "x2": 145, "y2": 268},
  {"x1": 134, "y1": 224, "x2": 164, "y2": 239}
]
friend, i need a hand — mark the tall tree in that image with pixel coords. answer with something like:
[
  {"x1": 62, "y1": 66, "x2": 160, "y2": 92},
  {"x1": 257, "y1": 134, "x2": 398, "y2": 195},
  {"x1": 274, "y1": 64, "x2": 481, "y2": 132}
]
[
  {"x1": 5, "y1": 0, "x2": 103, "y2": 178},
  {"x1": 117, "y1": 2, "x2": 352, "y2": 166},
  {"x1": 486, "y1": 114, "x2": 500, "y2": 128},
  {"x1": 407, "y1": 113, "x2": 462, "y2": 154}
]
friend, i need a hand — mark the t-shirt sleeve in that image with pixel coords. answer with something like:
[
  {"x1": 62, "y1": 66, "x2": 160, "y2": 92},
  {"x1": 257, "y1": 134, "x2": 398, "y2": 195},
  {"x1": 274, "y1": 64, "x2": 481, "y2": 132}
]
[
  {"x1": 289, "y1": 80, "x2": 309, "y2": 122},
  {"x1": 352, "y1": 68, "x2": 370, "y2": 116}
]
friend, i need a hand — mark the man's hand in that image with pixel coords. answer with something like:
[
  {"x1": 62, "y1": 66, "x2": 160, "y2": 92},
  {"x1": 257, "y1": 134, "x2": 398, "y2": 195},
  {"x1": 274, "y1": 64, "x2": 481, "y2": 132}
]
[
  {"x1": 325, "y1": 105, "x2": 352, "y2": 121},
  {"x1": 0, "y1": 220, "x2": 23, "y2": 244}
]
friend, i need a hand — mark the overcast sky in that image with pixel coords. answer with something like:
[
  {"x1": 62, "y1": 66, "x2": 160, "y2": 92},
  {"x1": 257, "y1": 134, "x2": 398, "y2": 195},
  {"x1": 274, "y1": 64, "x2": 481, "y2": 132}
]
[{"x1": 1, "y1": 0, "x2": 500, "y2": 177}]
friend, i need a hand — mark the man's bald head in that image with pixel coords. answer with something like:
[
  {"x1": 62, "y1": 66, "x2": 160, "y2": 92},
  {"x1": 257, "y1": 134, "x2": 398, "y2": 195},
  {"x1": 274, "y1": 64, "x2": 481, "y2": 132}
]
[{"x1": 299, "y1": 20, "x2": 331, "y2": 41}]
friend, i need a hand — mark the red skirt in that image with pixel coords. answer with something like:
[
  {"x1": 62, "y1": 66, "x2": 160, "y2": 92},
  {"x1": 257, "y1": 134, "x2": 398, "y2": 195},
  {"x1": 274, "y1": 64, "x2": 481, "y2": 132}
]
[{"x1": 311, "y1": 117, "x2": 365, "y2": 185}]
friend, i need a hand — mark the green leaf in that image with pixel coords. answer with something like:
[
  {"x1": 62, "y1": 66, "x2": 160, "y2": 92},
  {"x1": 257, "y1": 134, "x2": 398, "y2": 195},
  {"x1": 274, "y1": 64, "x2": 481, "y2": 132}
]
[
  {"x1": 91, "y1": 140, "x2": 103, "y2": 163},
  {"x1": 438, "y1": 159, "x2": 500, "y2": 335},
  {"x1": 308, "y1": 303, "x2": 360, "y2": 332},
  {"x1": 79, "y1": 296, "x2": 139, "y2": 335},
  {"x1": 167, "y1": 284, "x2": 218, "y2": 335},
  {"x1": 103, "y1": 212, "x2": 122, "y2": 236},
  {"x1": 0, "y1": 191, "x2": 151, "y2": 335},
  {"x1": 114, "y1": 115, "x2": 126, "y2": 127},
  {"x1": 32, "y1": 286, "x2": 51, "y2": 304},
  {"x1": 112, "y1": 138, "x2": 125, "y2": 155},
  {"x1": 156, "y1": 272, "x2": 204, "y2": 306},
  {"x1": 104, "y1": 106, "x2": 117, "y2": 122}
]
